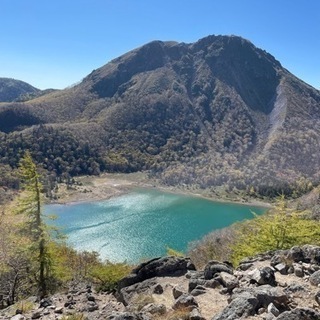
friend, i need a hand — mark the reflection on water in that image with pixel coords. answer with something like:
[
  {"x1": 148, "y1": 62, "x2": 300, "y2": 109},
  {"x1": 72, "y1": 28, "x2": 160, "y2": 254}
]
[{"x1": 45, "y1": 189, "x2": 266, "y2": 263}]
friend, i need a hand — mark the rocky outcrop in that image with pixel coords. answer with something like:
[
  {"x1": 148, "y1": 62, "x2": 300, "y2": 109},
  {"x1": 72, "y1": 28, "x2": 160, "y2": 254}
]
[
  {"x1": 3, "y1": 246, "x2": 320, "y2": 319},
  {"x1": 118, "y1": 256, "x2": 195, "y2": 290}
]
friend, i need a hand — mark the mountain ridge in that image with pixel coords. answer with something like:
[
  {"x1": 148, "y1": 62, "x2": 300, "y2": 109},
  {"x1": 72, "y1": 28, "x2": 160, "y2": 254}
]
[{"x1": 0, "y1": 34, "x2": 319, "y2": 197}]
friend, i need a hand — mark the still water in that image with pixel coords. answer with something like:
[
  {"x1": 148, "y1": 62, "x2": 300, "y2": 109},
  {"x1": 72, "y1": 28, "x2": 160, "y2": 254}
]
[{"x1": 45, "y1": 189, "x2": 266, "y2": 263}]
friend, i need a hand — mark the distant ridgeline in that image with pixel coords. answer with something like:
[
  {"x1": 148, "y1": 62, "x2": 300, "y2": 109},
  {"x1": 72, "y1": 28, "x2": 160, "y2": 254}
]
[{"x1": 0, "y1": 35, "x2": 320, "y2": 198}]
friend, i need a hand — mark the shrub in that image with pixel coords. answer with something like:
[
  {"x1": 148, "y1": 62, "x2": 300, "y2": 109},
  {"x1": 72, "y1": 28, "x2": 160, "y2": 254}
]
[
  {"x1": 187, "y1": 226, "x2": 236, "y2": 268},
  {"x1": 231, "y1": 195, "x2": 320, "y2": 265},
  {"x1": 89, "y1": 262, "x2": 131, "y2": 292}
]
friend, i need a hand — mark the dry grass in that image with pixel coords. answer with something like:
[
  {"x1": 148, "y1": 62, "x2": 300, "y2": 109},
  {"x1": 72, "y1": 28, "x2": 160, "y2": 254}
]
[
  {"x1": 131, "y1": 294, "x2": 155, "y2": 311},
  {"x1": 153, "y1": 307, "x2": 190, "y2": 320}
]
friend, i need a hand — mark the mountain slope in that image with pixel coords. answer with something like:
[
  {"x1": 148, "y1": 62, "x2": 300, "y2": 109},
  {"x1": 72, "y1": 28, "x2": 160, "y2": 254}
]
[
  {"x1": 0, "y1": 77, "x2": 41, "y2": 102},
  {"x1": 0, "y1": 35, "x2": 319, "y2": 197}
]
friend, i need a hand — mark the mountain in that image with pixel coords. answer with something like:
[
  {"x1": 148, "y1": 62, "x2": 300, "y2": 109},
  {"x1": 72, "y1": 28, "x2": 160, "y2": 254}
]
[
  {"x1": 0, "y1": 35, "x2": 320, "y2": 197},
  {"x1": 0, "y1": 77, "x2": 41, "y2": 102}
]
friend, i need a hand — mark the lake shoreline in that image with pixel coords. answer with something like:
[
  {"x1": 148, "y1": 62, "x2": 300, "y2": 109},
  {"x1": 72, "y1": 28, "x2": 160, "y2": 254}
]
[{"x1": 48, "y1": 173, "x2": 272, "y2": 209}]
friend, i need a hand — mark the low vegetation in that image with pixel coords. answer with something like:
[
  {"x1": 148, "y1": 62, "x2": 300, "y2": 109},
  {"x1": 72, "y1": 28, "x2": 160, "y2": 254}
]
[
  {"x1": 0, "y1": 153, "x2": 131, "y2": 308},
  {"x1": 188, "y1": 195, "x2": 320, "y2": 267},
  {"x1": 2, "y1": 151, "x2": 320, "y2": 310}
]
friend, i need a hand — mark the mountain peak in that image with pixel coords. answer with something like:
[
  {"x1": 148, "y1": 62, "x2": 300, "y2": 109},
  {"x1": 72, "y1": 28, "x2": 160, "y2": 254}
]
[{"x1": 0, "y1": 77, "x2": 40, "y2": 102}]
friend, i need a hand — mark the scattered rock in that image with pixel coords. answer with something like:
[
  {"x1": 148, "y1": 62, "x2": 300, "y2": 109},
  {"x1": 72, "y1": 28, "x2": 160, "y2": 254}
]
[
  {"x1": 173, "y1": 285, "x2": 185, "y2": 299},
  {"x1": 190, "y1": 285, "x2": 206, "y2": 296},
  {"x1": 232, "y1": 285, "x2": 289, "y2": 309},
  {"x1": 276, "y1": 307, "x2": 320, "y2": 320},
  {"x1": 315, "y1": 291, "x2": 320, "y2": 305},
  {"x1": 189, "y1": 308, "x2": 205, "y2": 320},
  {"x1": 286, "y1": 246, "x2": 304, "y2": 263},
  {"x1": 204, "y1": 261, "x2": 233, "y2": 280},
  {"x1": 10, "y1": 315, "x2": 26, "y2": 320},
  {"x1": 152, "y1": 283, "x2": 163, "y2": 294},
  {"x1": 310, "y1": 270, "x2": 320, "y2": 286},
  {"x1": 39, "y1": 298, "x2": 52, "y2": 308},
  {"x1": 219, "y1": 271, "x2": 239, "y2": 290},
  {"x1": 238, "y1": 262, "x2": 253, "y2": 271},
  {"x1": 302, "y1": 245, "x2": 320, "y2": 264},
  {"x1": 31, "y1": 311, "x2": 41, "y2": 319},
  {"x1": 274, "y1": 263, "x2": 288, "y2": 275},
  {"x1": 141, "y1": 303, "x2": 166, "y2": 315},
  {"x1": 173, "y1": 294, "x2": 198, "y2": 310},
  {"x1": 4, "y1": 245, "x2": 320, "y2": 320},
  {"x1": 284, "y1": 283, "x2": 306, "y2": 294},
  {"x1": 106, "y1": 312, "x2": 150, "y2": 320},
  {"x1": 54, "y1": 306, "x2": 64, "y2": 314},
  {"x1": 293, "y1": 264, "x2": 304, "y2": 278},
  {"x1": 87, "y1": 294, "x2": 95, "y2": 302},
  {"x1": 212, "y1": 292, "x2": 258, "y2": 320},
  {"x1": 267, "y1": 302, "x2": 280, "y2": 317},
  {"x1": 252, "y1": 267, "x2": 276, "y2": 286},
  {"x1": 118, "y1": 256, "x2": 195, "y2": 290}
]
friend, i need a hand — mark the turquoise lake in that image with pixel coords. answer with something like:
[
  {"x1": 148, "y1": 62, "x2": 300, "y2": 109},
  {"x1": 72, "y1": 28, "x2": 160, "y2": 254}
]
[{"x1": 45, "y1": 189, "x2": 266, "y2": 263}]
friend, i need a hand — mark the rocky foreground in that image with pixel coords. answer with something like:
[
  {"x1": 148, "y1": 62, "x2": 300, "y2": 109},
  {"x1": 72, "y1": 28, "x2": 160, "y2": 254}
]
[{"x1": 2, "y1": 245, "x2": 320, "y2": 320}]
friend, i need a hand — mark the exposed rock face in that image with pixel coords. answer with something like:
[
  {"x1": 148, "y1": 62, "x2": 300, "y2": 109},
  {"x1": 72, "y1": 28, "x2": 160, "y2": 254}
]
[{"x1": 3, "y1": 246, "x2": 320, "y2": 319}]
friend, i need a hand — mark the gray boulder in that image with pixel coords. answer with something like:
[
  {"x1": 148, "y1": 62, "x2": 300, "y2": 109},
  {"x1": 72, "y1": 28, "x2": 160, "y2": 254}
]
[
  {"x1": 249, "y1": 267, "x2": 276, "y2": 286},
  {"x1": 10, "y1": 315, "x2": 26, "y2": 320},
  {"x1": 315, "y1": 290, "x2": 320, "y2": 305},
  {"x1": 173, "y1": 294, "x2": 198, "y2": 310},
  {"x1": 118, "y1": 279, "x2": 158, "y2": 306},
  {"x1": 276, "y1": 307, "x2": 320, "y2": 320},
  {"x1": 190, "y1": 285, "x2": 206, "y2": 296},
  {"x1": 219, "y1": 272, "x2": 238, "y2": 290},
  {"x1": 141, "y1": 303, "x2": 166, "y2": 315},
  {"x1": 189, "y1": 278, "x2": 220, "y2": 292},
  {"x1": 301, "y1": 245, "x2": 320, "y2": 264},
  {"x1": 286, "y1": 246, "x2": 304, "y2": 262},
  {"x1": 232, "y1": 285, "x2": 289, "y2": 309},
  {"x1": 118, "y1": 256, "x2": 195, "y2": 290},
  {"x1": 204, "y1": 261, "x2": 233, "y2": 280},
  {"x1": 212, "y1": 292, "x2": 258, "y2": 320},
  {"x1": 267, "y1": 302, "x2": 280, "y2": 317},
  {"x1": 189, "y1": 308, "x2": 205, "y2": 320},
  {"x1": 173, "y1": 285, "x2": 185, "y2": 299},
  {"x1": 310, "y1": 270, "x2": 320, "y2": 286},
  {"x1": 106, "y1": 312, "x2": 150, "y2": 320}
]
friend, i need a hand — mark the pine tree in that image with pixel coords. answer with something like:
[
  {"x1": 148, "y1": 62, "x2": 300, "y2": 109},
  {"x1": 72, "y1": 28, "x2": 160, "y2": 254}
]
[{"x1": 17, "y1": 151, "x2": 50, "y2": 298}]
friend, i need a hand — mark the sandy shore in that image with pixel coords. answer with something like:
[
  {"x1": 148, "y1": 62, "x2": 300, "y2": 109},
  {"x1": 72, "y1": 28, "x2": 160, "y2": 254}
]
[{"x1": 48, "y1": 172, "x2": 271, "y2": 208}]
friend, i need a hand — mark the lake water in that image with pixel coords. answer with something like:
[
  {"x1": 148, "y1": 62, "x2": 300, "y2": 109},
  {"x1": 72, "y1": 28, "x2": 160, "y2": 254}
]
[{"x1": 45, "y1": 189, "x2": 266, "y2": 263}]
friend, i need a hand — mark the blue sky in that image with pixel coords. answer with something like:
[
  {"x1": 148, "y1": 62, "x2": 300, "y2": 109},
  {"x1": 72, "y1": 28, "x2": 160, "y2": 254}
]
[{"x1": 0, "y1": 0, "x2": 319, "y2": 90}]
